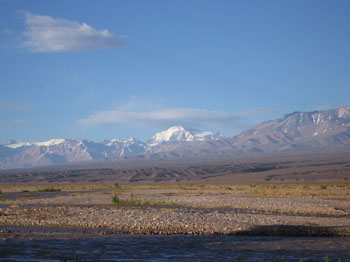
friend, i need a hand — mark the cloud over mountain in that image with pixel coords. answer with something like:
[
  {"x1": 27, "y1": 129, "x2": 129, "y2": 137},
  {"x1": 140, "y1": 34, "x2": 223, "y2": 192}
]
[
  {"x1": 76, "y1": 107, "x2": 247, "y2": 131},
  {"x1": 2, "y1": 107, "x2": 350, "y2": 169},
  {"x1": 21, "y1": 12, "x2": 124, "y2": 52}
]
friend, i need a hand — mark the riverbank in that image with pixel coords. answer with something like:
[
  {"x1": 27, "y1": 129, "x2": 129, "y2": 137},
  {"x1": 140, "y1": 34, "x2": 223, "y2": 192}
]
[{"x1": 0, "y1": 184, "x2": 349, "y2": 236}]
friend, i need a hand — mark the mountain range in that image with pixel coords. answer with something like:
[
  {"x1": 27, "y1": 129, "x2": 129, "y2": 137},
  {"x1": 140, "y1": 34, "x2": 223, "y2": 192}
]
[{"x1": 1, "y1": 106, "x2": 349, "y2": 169}]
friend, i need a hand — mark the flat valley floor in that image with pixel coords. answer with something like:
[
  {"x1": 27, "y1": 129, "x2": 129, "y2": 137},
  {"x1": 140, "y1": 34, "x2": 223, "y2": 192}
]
[{"x1": 1, "y1": 154, "x2": 350, "y2": 260}]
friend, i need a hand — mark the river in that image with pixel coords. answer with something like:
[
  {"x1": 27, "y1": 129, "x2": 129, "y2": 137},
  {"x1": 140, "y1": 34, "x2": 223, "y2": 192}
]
[{"x1": 1, "y1": 227, "x2": 350, "y2": 261}]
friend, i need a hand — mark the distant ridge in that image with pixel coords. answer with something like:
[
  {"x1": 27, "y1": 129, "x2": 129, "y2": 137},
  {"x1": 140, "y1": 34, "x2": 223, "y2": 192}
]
[
  {"x1": 1, "y1": 107, "x2": 350, "y2": 169},
  {"x1": 0, "y1": 126, "x2": 224, "y2": 169}
]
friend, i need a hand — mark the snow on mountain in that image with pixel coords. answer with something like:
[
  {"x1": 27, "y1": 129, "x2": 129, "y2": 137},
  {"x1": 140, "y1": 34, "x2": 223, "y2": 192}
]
[
  {"x1": 147, "y1": 126, "x2": 224, "y2": 146},
  {"x1": 194, "y1": 131, "x2": 224, "y2": 141},
  {"x1": 35, "y1": 139, "x2": 66, "y2": 147},
  {"x1": 229, "y1": 106, "x2": 350, "y2": 152},
  {"x1": 1, "y1": 107, "x2": 350, "y2": 170},
  {"x1": 0, "y1": 137, "x2": 148, "y2": 169},
  {"x1": 100, "y1": 137, "x2": 146, "y2": 157},
  {"x1": 4, "y1": 139, "x2": 66, "y2": 149},
  {"x1": 102, "y1": 137, "x2": 144, "y2": 147},
  {"x1": 0, "y1": 126, "x2": 224, "y2": 169},
  {"x1": 4, "y1": 140, "x2": 34, "y2": 149}
]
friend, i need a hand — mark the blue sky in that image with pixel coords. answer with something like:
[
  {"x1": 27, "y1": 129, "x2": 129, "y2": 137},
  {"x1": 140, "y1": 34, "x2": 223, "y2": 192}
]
[{"x1": 0, "y1": 0, "x2": 349, "y2": 143}]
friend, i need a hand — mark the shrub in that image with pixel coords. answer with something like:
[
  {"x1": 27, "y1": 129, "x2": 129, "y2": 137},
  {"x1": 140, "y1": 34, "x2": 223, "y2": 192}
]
[
  {"x1": 112, "y1": 194, "x2": 176, "y2": 207},
  {"x1": 37, "y1": 186, "x2": 61, "y2": 192},
  {"x1": 112, "y1": 194, "x2": 121, "y2": 205},
  {"x1": 112, "y1": 193, "x2": 139, "y2": 206}
]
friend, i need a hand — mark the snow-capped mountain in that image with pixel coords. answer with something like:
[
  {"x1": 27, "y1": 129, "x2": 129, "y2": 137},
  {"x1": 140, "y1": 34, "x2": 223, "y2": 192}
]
[
  {"x1": 4, "y1": 139, "x2": 66, "y2": 149},
  {"x1": 230, "y1": 106, "x2": 350, "y2": 151},
  {"x1": 141, "y1": 107, "x2": 350, "y2": 159},
  {"x1": 1, "y1": 107, "x2": 350, "y2": 170},
  {"x1": 100, "y1": 138, "x2": 146, "y2": 157},
  {"x1": 0, "y1": 138, "x2": 146, "y2": 169},
  {"x1": 147, "y1": 126, "x2": 224, "y2": 146},
  {"x1": 0, "y1": 127, "x2": 222, "y2": 169}
]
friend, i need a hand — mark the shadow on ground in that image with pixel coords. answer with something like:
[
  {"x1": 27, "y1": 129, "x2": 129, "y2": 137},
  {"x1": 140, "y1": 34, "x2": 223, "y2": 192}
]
[{"x1": 237, "y1": 224, "x2": 350, "y2": 237}]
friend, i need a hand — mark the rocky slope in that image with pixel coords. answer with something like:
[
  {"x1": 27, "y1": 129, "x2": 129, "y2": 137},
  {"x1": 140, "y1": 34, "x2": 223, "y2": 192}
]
[
  {"x1": 229, "y1": 106, "x2": 350, "y2": 153},
  {"x1": 142, "y1": 106, "x2": 350, "y2": 159}
]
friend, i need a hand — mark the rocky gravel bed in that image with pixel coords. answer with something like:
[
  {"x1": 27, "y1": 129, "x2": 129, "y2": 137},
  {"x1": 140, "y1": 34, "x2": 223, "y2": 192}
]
[
  {"x1": 19, "y1": 190, "x2": 350, "y2": 216},
  {"x1": 172, "y1": 194, "x2": 350, "y2": 216},
  {"x1": 0, "y1": 205, "x2": 349, "y2": 236},
  {"x1": 2, "y1": 188, "x2": 350, "y2": 236}
]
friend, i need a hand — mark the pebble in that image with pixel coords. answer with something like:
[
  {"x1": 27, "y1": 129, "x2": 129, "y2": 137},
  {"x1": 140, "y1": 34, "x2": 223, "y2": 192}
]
[{"x1": 0, "y1": 205, "x2": 349, "y2": 236}]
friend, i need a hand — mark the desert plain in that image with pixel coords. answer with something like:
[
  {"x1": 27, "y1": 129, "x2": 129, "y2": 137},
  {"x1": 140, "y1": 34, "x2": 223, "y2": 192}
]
[{"x1": 0, "y1": 153, "x2": 350, "y2": 238}]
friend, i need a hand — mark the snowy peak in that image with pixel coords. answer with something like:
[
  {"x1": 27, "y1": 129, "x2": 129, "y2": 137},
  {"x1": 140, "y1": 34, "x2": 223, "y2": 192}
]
[
  {"x1": 337, "y1": 106, "x2": 350, "y2": 118},
  {"x1": 4, "y1": 139, "x2": 66, "y2": 149},
  {"x1": 147, "y1": 125, "x2": 224, "y2": 146},
  {"x1": 35, "y1": 139, "x2": 66, "y2": 147},
  {"x1": 2, "y1": 107, "x2": 349, "y2": 170},
  {"x1": 148, "y1": 126, "x2": 194, "y2": 146},
  {"x1": 102, "y1": 137, "x2": 145, "y2": 146},
  {"x1": 275, "y1": 107, "x2": 350, "y2": 136},
  {"x1": 125, "y1": 137, "x2": 143, "y2": 144},
  {"x1": 4, "y1": 140, "x2": 32, "y2": 149}
]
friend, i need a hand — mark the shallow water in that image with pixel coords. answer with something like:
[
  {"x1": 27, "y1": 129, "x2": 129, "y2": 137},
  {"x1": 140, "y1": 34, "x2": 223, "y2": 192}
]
[{"x1": 1, "y1": 231, "x2": 350, "y2": 262}]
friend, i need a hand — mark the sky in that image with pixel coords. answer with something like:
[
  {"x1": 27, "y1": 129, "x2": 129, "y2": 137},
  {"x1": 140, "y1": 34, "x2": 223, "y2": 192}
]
[{"x1": 0, "y1": 0, "x2": 349, "y2": 143}]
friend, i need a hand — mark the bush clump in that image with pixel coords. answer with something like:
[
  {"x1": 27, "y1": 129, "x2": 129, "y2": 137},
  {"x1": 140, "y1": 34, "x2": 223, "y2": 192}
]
[
  {"x1": 37, "y1": 186, "x2": 61, "y2": 192},
  {"x1": 112, "y1": 193, "x2": 138, "y2": 206},
  {"x1": 112, "y1": 193, "x2": 176, "y2": 207}
]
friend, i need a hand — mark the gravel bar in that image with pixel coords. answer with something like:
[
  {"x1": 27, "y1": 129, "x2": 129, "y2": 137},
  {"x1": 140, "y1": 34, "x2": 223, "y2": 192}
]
[{"x1": 1, "y1": 206, "x2": 349, "y2": 236}]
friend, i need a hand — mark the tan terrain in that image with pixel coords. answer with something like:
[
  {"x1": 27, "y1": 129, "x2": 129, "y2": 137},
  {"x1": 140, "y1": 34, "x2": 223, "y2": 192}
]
[{"x1": 0, "y1": 182, "x2": 349, "y2": 236}]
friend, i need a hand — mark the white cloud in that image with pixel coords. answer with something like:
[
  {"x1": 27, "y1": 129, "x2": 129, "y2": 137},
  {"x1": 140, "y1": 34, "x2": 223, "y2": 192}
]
[
  {"x1": 77, "y1": 107, "x2": 247, "y2": 131},
  {"x1": 77, "y1": 97, "x2": 281, "y2": 132},
  {"x1": 21, "y1": 12, "x2": 124, "y2": 52}
]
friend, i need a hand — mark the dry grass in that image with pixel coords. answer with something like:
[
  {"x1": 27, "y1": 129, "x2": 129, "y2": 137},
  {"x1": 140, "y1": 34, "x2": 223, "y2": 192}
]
[
  {"x1": 112, "y1": 193, "x2": 177, "y2": 207},
  {"x1": 1, "y1": 183, "x2": 350, "y2": 198},
  {"x1": 37, "y1": 186, "x2": 61, "y2": 192},
  {"x1": 243, "y1": 184, "x2": 350, "y2": 197}
]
